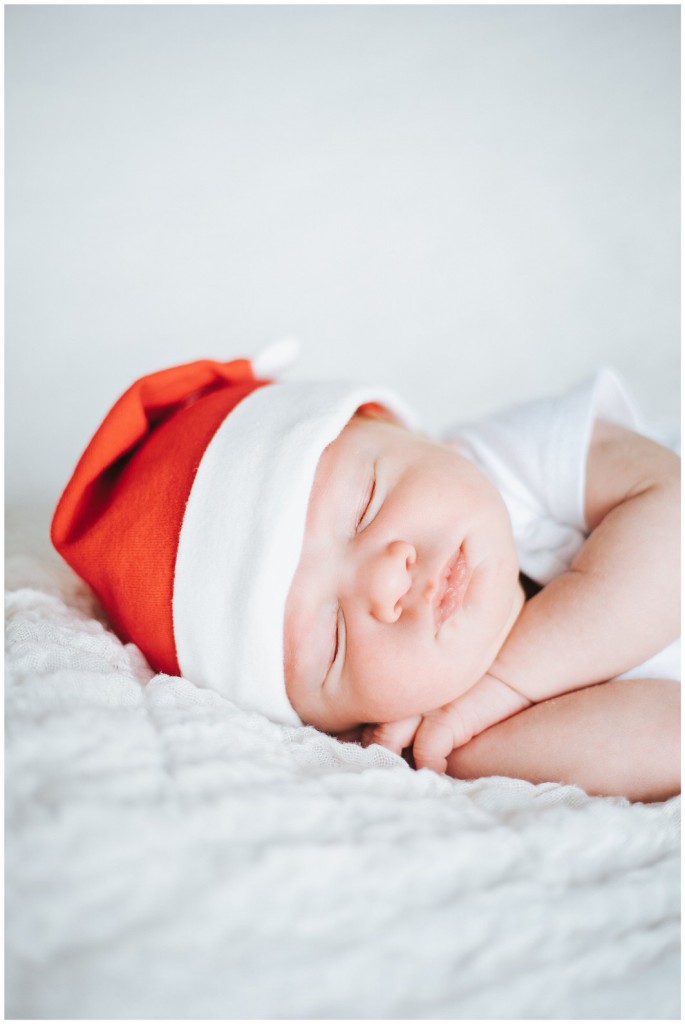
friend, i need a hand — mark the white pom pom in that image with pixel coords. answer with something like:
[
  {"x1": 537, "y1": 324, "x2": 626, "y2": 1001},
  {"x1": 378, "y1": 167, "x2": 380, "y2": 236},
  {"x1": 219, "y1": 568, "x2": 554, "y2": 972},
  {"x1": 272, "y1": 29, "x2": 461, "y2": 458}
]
[{"x1": 252, "y1": 337, "x2": 301, "y2": 378}]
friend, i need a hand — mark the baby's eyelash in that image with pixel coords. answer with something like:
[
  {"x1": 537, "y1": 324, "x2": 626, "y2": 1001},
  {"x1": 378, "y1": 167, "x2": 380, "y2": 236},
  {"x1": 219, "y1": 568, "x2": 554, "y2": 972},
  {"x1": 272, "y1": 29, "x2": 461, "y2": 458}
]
[
  {"x1": 325, "y1": 606, "x2": 343, "y2": 684},
  {"x1": 356, "y1": 466, "x2": 377, "y2": 531},
  {"x1": 331, "y1": 613, "x2": 340, "y2": 664}
]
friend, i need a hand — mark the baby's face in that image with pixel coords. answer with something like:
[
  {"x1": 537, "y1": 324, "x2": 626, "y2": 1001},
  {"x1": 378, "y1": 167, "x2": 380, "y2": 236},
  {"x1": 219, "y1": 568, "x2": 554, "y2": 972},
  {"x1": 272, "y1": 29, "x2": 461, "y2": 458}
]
[{"x1": 284, "y1": 416, "x2": 522, "y2": 734}]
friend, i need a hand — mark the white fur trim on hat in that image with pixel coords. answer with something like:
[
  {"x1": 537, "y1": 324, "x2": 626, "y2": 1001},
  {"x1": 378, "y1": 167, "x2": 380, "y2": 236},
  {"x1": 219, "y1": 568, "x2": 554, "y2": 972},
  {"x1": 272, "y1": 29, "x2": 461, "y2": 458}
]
[{"x1": 172, "y1": 380, "x2": 416, "y2": 725}]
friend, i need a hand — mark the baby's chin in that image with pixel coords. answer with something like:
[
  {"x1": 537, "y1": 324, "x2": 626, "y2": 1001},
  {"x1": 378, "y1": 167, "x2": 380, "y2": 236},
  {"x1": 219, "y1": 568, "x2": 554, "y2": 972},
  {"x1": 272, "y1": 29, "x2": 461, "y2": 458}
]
[{"x1": 457, "y1": 572, "x2": 526, "y2": 671}]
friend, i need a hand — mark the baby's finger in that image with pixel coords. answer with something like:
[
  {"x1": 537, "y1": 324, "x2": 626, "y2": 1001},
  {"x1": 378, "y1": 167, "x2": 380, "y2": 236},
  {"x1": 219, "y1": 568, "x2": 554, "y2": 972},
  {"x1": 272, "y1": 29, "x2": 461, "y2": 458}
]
[
  {"x1": 411, "y1": 716, "x2": 456, "y2": 773},
  {"x1": 361, "y1": 716, "x2": 421, "y2": 754}
]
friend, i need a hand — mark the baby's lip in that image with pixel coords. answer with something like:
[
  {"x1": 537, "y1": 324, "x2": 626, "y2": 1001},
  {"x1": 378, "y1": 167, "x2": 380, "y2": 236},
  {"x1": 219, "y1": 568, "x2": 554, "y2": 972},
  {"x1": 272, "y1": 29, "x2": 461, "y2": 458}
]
[{"x1": 432, "y1": 547, "x2": 471, "y2": 632}]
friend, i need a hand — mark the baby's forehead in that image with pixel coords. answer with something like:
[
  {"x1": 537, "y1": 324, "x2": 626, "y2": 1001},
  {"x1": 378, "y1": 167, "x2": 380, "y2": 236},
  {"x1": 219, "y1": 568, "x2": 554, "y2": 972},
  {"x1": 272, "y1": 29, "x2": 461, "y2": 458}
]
[
  {"x1": 326, "y1": 413, "x2": 390, "y2": 464},
  {"x1": 305, "y1": 416, "x2": 380, "y2": 518},
  {"x1": 325, "y1": 410, "x2": 422, "y2": 471},
  {"x1": 315, "y1": 413, "x2": 416, "y2": 497}
]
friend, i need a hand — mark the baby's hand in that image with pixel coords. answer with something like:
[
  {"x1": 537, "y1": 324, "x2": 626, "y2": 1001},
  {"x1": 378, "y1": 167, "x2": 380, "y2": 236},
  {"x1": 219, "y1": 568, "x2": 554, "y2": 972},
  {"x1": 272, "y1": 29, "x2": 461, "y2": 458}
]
[
  {"x1": 412, "y1": 675, "x2": 532, "y2": 774},
  {"x1": 360, "y1": 715, "x2": 422, "y2": 755}
]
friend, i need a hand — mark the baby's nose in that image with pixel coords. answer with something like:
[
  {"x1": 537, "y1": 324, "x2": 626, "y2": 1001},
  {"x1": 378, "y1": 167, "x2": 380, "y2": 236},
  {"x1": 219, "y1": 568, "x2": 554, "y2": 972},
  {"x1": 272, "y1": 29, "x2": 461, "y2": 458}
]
[{"x1": 367, "y1": 541, "x2": 416, "y2": 623}]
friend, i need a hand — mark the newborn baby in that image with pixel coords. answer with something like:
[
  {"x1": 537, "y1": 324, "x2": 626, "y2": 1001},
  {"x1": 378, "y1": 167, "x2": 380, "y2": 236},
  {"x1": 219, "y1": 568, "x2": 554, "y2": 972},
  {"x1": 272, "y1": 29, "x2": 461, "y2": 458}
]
[{"x1": 52, "y1": 352, "x2": 680, "y2": 801}]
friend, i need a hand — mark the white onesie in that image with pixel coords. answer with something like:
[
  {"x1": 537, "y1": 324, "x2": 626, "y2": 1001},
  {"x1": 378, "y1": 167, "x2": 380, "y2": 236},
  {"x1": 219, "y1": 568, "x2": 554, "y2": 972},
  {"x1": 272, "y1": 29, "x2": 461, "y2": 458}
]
[{"x1": 445, "y1": 368, "x2": 680, "y2": 683}]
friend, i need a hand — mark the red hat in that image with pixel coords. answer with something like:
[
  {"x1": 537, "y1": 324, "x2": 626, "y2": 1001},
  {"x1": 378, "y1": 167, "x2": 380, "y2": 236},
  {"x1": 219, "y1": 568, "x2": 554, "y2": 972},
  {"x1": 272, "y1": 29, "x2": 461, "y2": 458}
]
[{"x1": 51, "y1": 347, "x2": 415, "y2": 724}]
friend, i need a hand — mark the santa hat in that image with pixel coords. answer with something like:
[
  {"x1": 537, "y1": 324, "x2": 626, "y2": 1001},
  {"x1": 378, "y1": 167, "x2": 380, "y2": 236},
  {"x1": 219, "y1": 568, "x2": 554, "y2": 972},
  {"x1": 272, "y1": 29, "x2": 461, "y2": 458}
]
[{"x1": 51, "y1": 344, "x2": 415, "y2": 726}]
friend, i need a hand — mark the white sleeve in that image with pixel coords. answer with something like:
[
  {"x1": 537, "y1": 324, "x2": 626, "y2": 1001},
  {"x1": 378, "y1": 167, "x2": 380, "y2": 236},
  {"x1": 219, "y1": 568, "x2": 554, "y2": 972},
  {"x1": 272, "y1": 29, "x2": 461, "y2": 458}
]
[{"x1": 447, "y1": 369, "x2": 641, "y2": 584}]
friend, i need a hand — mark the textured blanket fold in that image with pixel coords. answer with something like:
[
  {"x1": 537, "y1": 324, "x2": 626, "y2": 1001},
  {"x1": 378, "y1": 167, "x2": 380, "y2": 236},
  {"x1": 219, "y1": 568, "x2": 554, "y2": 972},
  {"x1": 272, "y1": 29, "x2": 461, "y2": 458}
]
[{"x1": 5, "y1": 512, "x2": 680, "y2": 1020}]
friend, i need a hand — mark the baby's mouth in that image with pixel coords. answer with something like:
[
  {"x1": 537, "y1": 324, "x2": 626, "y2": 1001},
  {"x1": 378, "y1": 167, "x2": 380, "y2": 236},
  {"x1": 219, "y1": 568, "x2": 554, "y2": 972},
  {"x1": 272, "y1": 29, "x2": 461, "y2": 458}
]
[{"x1": 433, "y1": 547, "x2": 471, "y2": 632}]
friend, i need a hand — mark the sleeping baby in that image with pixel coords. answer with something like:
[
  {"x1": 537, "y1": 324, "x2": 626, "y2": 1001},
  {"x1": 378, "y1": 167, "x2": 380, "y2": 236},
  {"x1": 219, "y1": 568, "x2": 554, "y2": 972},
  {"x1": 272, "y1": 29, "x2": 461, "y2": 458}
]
[{"x1": 51, "y1": 351, "x2": 680, "y2": 802}]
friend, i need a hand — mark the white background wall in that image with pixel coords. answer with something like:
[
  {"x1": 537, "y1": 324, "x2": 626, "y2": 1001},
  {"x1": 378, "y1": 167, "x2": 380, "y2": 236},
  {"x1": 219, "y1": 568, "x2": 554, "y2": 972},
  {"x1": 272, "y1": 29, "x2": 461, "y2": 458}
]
[{"x1": 6, "y1": 4, "x2": 680, "y2": 511}]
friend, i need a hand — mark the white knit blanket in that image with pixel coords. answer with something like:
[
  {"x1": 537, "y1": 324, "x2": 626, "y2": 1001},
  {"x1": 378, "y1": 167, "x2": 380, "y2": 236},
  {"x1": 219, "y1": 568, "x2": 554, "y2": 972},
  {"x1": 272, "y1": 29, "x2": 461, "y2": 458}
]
[{"x1": 5, "y1": 517, "x2": 681, "y2": 1020}]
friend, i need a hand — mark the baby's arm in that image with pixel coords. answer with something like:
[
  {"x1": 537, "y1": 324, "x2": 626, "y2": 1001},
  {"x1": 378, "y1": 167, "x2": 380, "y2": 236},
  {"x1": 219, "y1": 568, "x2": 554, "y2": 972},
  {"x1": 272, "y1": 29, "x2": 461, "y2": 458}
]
[
  {"x1": 411, "y1": 421, "x2": 680, "y2": 770},
  {"x1": 445, "y1": 677, "x2": 681, "y2": 803},
  {"x1": 487, "y1": 420, "x2": 679, "y2": 698},
  {"x1": 357, "y1": 679, "x2": 680, "y2": 800},
  {"x1": 361, "y1": 680, "x2": 531, "y2": 770}
]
